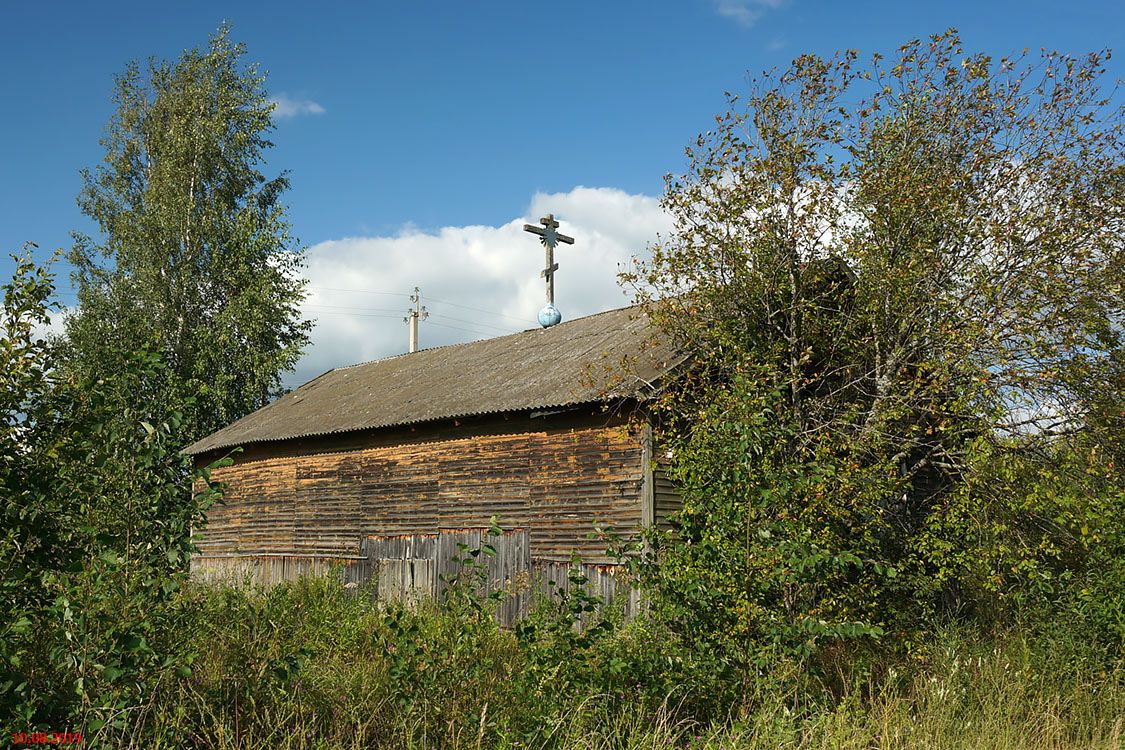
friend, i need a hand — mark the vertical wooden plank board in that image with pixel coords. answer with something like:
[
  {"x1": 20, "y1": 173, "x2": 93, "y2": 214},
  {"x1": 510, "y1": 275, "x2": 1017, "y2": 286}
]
[
  {"x1": 434, "y1": 530, "x2": 454, "y2": 596},
  {"x1": 418, "y1": 559, "x2": 435, "y2": 600},
  {"x1": 519, "y1": 530, "x2": 531, "y2": 620},
  {"x1": 377, "y1": 559, "x2": 392, "y2": 600},
  {"x1": 640, "y1": 423, "x2": 655, "y2": 531},
  {"x1": 467, "y1": 528, "x2": 479, "y2": 585}
]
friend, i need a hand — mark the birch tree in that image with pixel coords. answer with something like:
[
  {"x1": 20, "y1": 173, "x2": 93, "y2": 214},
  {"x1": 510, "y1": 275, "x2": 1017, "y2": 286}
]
[{"x1": 64, "y1": 25, "x2": 310, "y2": 445}]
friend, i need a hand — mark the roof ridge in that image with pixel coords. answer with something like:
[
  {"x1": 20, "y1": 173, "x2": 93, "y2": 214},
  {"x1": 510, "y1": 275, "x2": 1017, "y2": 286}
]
[{"x1": 329, "y1": 303, "x2": 642, "y2": 374}]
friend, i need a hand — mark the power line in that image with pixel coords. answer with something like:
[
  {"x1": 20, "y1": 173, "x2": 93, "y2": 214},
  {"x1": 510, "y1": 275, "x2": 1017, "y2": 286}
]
[
  {"x1": 302, "y1": 282, "x2": 535, "y2": 326},
  {"x1": 426, "y1": 320, "x2": 495, "y2": 337},
  {"x1": 425, "y1": 296, "x2": 537, "y2": 326},
  {"x1": 304, "y1": 309, "x2": 501, "y2": 339},
  {"x1": 303, "y1": 305, "x2": 502, "y2": 330},
  {"x1": 303, "y1": 308, "x2": 498, "y2": 335},
  {"x1": 306, "y1": 285, "x2": 411, "y2": 299},
  {"x1": 51, "y1": 283, "x2": 531, "y2": 338},
  {"x1": 51, "y1": 277, "x2": 537, "y2": 324},
  {"x1": 301, "y1": 302, "x2": 406, "y2": 315},
  {"x1": 426, "y1": 312, "x2": 516, "y2": 333},
  {"x1": 303, "y1": 308, "x2": 401, "y2": 320},
  {"x1": 422, "y1": 318, "x2": 511, "y2": 337}
]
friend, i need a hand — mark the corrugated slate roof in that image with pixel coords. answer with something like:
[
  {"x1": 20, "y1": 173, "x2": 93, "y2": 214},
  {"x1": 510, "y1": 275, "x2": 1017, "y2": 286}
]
[{"x1": 185, "y1": 305, "x2": 678, "y2": 456}]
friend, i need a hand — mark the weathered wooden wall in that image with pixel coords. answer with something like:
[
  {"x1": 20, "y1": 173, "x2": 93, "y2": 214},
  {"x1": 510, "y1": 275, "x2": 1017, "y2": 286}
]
[
  {"x1": 192, "y1": 526, "x2": 639, "y2": 626},
  {"x1": 193, "y1": 412, "x2": 646, "y2": 571},
  {"x1": 653, "y1": 463, "x2": 682, "y2": 532}
]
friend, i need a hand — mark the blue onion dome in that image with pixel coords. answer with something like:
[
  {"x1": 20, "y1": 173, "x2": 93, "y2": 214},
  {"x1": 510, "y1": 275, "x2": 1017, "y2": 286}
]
[{"x1": 538, "y1": 304, "x2": 562, "y2": 328}]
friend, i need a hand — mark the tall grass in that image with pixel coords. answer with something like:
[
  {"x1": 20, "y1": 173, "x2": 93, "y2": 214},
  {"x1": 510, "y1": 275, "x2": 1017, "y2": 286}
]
[{"x1": 110, "y1": 576, "x2": 1122, "y2": 750}]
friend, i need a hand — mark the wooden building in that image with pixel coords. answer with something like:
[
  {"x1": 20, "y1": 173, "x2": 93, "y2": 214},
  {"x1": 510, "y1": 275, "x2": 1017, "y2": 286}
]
[{"x1": 185, "y1": 306, "x2": 682, "y2": 619}]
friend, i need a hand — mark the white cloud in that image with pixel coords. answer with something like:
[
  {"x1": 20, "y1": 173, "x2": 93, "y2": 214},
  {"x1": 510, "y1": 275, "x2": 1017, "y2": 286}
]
[
  {"x1": 287, "y1": 186, "x2": 671, "y2": 389},
  {"x1": 268, "y1": 94, "x2": 326, "y2": 119},
  {"x1": 714, "y1": 0, "x2": 786, "y2": 28},
  {"x1": 32, "y1": 304, "x2": 69, "y2": 344}
]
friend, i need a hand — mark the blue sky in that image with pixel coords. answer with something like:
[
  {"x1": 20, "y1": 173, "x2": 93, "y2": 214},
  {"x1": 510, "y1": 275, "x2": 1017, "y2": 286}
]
[{"x1": 1, "y1": 0, "x2": 1121, "y2": 386}]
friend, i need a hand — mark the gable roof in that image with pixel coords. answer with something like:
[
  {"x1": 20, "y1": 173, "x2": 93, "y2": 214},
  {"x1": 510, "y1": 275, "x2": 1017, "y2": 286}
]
[{"x1": 185, "y1": 305, "x2": 678, "y2": 456}]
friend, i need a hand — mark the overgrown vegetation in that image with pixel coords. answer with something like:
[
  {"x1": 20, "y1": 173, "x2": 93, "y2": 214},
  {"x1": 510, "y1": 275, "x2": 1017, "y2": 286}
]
[
  {"x1": 1, "y1": 28, "x2": 1122, "y2": 749},
  {"x1": 0, "y1": 251, "x2": 227, "y2": 734},
  {"x1": 103, "y1": 578, "x2": 1125, "y2": 748},
  {"x1": 623, "y1": 29, "x2": 1124, "y2": 689}
]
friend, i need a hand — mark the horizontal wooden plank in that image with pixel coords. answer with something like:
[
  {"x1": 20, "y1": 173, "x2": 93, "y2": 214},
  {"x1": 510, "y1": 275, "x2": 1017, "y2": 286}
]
[{"x1": 194, "y1": 414, "x2": 648, "y2": 564}]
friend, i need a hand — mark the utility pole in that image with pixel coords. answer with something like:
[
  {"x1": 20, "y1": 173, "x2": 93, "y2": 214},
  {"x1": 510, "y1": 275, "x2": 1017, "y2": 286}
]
[{"x1": 404, "y1": 287, "x2": 429, "y2": 353}]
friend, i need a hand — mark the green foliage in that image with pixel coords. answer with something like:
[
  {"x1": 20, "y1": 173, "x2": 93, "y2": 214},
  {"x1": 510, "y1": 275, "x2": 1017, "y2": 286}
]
[
  {"x1": 0, "y1": 250, "x2": 72, "y2": 722},
  {"x1": 0, "y1": 251, "x2": 226, "y2": 738},
  {"x1": 516, "y1": 561, "x2": 626, "y2": 704},
  {"x1": 638, "y1": 370, "x2": 896, "y2": 691},
  {"x1": 112, "y1": 579, "x2": 1124, "y2": 749},
  {"x1": 946, "y1": 437, "x2": 1125, "y2": 648},
  {"x1": 63, "y1": 24, "x2": 310, "y2": 447},
  {"x1": 3, "y1": 29, "x2": 1121, "y2": 748},
  {"x1": 624, "y1": 30, "x2": 1124, "y2": 673},
  {"x1": 3, "y1": 25, "x2": 312, "y2": 737},
  {"x1": 440, "y1": 515, "x2": 508, "y2": 621}
]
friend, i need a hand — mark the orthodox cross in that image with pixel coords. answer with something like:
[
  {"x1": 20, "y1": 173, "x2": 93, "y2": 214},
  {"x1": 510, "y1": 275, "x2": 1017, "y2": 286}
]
[{"x1": 523, "y1": 213, "x2": 574, "y2": 306}]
